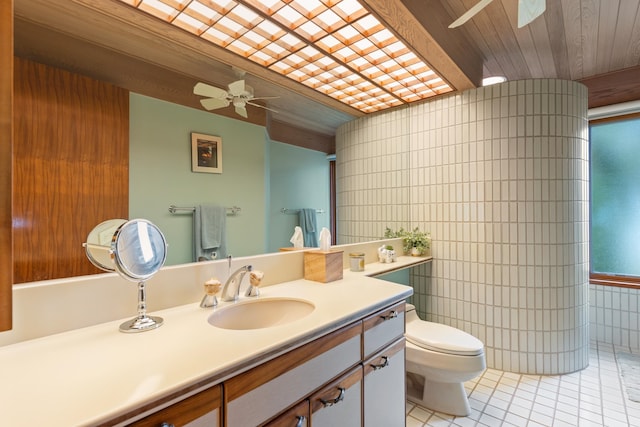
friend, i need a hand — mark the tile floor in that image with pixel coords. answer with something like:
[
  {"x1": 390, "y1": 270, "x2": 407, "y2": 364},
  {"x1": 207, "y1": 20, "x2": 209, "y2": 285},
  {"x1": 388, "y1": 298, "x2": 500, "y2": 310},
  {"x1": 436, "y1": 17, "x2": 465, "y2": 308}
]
[{"x1": 406, "y1": 341, "x2": 640, "y2": 426}]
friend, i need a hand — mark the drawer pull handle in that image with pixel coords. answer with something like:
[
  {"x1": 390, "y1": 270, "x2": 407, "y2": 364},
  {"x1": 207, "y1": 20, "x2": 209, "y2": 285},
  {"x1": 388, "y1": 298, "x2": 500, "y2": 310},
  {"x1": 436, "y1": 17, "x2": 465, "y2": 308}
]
[
  {"x1": 371, "y1": 356, "x2": 389, "y2": 370},
  {"x1": 380, "y1": 310, "x2": 398, "y2": 320},
  {"x1": 320, "y1": 387, "x2": 345, "y2": 407},
  {"x1": 160, "y1": 423, "x2": 175, "y2": 427},
  {"x1": 295, "y1": 415, "x2": 306, "y2": 427}
]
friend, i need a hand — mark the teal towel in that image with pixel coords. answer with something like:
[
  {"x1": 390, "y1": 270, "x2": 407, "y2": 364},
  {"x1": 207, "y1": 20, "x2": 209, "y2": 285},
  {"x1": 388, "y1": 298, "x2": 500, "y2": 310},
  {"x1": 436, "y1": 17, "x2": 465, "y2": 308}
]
[
  {"x1": 299, "y1": 208, "x2": 317, "y2": 247},
  {"x1": 194, "y1": 204, "x2": 227, "y2": 261}
]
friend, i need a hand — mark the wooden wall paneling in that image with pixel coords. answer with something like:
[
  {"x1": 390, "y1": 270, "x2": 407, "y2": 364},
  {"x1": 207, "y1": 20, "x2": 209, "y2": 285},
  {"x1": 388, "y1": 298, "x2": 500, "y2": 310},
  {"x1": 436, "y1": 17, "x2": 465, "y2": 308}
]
[
  {"x1": 594, "y1": 0, "x2": 620, "y2": 75},
  {"x1": 0, "y1": 0, "x2": 13, "y2": 331},
  {"x1": 13, "y1": 58, "x2": 129, "y2": 283},
  {"x1": 579, "y1": 0, "x2": 599, "y2": 77},
  {"x1": 561, "y1": 0, "x2": 586, "y2": 79},
  {"x1": 500, "y1": 0, "x2": 544, "y2": 77},
  {"x1": 543, "y1": 0, "x2": 571, "y2": 79},
  {"x1": 609, "y1": 1, "x2": 640, "y2": 71}
]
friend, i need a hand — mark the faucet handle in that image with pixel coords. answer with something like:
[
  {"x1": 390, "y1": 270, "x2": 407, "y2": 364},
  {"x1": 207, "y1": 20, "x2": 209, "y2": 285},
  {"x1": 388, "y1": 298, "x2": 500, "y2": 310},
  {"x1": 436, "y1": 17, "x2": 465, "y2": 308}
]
[
  {"x1": 245, "y1": 270, "x2": 264, "y2": 297},
  {"x1": 249, "y1": 270, "x2": 264, "y2": 286},
  {"x1": 200, "y1": 278, "x2": 221, "y2": 308}
]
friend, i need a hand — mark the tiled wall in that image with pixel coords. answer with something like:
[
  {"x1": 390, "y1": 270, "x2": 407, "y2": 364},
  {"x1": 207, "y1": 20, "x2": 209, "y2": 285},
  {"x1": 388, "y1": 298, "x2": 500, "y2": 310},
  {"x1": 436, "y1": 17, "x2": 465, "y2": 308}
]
[
  {"x1": 590, "y1": 284, "x2": 640, "y2": 347},
  {"x1": 336, "y1": 79, "x2": 590, "y2": 375}
]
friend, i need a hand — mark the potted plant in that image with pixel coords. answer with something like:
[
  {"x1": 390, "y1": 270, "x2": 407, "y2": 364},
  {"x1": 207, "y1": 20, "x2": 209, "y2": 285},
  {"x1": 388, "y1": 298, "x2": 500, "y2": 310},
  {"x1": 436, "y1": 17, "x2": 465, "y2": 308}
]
[{"x1": 384, "y1": 227, "x2": 431, "y2": 256}]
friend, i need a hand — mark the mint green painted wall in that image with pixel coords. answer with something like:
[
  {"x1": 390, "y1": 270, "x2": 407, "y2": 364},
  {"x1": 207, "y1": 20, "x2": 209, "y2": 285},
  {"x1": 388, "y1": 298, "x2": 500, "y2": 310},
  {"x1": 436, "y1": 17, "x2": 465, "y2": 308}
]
[
  {"x1": 267, "y1": 141, "x2": 330, "y2": 252},
  {"x1": 375, "y1": 269, "x2": 410, "y2": 285},
  {"x1": 129, "y1": 94, "x2": 268, "y2": 265}
]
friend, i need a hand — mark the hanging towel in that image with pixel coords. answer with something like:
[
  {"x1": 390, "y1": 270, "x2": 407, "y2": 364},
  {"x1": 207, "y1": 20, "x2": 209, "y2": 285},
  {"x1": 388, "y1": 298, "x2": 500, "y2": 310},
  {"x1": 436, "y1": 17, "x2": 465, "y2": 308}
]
[
  {"x1": 194, "y1": 204, "x2": 227, "y2": 261},
  {"x1": 299, "y1": 208, "x2": 318, "y2": 247}
]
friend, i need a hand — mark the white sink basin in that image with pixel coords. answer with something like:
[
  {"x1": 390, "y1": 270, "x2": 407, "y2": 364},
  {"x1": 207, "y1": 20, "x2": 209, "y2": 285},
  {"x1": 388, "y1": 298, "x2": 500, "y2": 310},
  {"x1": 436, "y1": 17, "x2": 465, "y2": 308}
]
[{"x1": 208, "y1": 297, "x2": 315, "y2": 330}]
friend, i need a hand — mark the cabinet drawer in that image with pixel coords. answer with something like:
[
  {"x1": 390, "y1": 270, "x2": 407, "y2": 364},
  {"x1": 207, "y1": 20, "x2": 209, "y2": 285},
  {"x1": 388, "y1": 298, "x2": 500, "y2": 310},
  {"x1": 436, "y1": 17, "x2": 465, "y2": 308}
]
[
  {"x1": 362, "y1": 301, "x2": 405, "y2": 358},
  {"x1": 225, "y1": 322, "x2": 362, "y2": 427},
  {"x1": 310, "y1": 366, "x2": 362, "y2": 427},
  {"x1": 126, "y1": 384, "x2": 222, "y2": 427},
  {"x1": 363, "y1": 339, "x2": 406, "y2": 427},
  {"x1": 264, "y1": 400, "x2": 309, "y2": 427}
]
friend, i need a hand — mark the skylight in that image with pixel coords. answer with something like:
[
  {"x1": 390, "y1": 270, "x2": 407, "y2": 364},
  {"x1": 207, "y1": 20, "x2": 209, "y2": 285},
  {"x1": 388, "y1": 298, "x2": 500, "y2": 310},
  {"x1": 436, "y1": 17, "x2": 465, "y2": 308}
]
[{"x1": 119, "y1": 0, "x2": 453, "y2": 113}]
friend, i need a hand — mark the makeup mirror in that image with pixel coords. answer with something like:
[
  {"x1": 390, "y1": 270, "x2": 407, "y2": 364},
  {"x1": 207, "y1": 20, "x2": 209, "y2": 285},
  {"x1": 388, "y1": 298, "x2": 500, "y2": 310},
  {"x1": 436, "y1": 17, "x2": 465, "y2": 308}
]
[{"x1": 84, "y1": 218, "x2": 168, "y2": 333}]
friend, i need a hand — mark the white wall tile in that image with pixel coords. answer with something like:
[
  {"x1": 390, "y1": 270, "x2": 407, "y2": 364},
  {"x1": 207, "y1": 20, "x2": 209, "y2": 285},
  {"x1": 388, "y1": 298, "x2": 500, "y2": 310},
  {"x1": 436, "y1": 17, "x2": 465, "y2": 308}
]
[{"x1": 336, "y1": 79, "x2": 590, "y2": 374}]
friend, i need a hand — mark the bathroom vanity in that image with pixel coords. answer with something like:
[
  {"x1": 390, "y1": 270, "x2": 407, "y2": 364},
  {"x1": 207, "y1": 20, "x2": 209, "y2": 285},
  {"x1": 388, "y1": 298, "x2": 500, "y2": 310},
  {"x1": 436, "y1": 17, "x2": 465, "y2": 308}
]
[{"x1": 0, "y1": 254, "x2": 427, "y2": 426}]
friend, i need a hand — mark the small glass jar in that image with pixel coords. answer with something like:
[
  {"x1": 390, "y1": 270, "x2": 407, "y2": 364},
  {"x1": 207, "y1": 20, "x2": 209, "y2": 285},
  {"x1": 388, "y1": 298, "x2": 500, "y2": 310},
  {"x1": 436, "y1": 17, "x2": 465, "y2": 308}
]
[{"x1": 349, "y1": 252, "x2": 365, "y2": 272}]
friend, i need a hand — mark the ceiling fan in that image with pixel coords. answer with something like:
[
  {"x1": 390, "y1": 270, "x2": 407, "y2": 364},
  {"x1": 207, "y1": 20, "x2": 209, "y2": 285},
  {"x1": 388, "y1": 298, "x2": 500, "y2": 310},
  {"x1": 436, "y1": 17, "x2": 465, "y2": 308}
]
[
  {"x1": 193, "y1": 79, "x2": 279, "y2": 118},
  {"x1": 449, "y1": 0, "x2": 546, "y2": 29}
]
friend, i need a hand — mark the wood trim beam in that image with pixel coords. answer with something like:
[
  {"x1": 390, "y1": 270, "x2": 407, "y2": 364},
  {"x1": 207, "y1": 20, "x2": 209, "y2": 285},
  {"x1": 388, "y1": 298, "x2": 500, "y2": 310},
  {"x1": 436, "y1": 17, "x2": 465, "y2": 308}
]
[
  {"x1": 267, "y1": 120, "x2": 335, "y2": 154},
  {"x1": 0, "y1": 0, "x2": 13, "y2": 331},
  {"x1": 579, "y1": 65, "x2": 640, "y2": 109},
  {"x1": 361, "y1": 0, "x2": 482, "y2": 90}
]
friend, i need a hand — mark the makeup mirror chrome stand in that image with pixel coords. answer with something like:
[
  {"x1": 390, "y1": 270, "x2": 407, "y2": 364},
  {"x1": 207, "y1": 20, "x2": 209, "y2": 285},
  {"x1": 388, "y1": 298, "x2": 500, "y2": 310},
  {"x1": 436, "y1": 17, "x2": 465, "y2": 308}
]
[{"x1": 83, "y1": 218, "x2": 168, "y2": 333}]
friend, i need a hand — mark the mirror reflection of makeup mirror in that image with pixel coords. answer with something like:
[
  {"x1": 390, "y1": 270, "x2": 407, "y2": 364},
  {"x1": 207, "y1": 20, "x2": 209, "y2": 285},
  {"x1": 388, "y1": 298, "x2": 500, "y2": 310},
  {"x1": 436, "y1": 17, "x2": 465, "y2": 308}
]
[{"x1": 84, "y1": 219, "x2": 168, "y2": 333}]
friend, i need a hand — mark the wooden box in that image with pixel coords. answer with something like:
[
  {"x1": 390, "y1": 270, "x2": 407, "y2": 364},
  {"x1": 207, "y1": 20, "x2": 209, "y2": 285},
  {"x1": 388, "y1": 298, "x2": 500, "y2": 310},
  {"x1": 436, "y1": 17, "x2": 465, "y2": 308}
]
[{"x1": 303, "y1": 250, "x2": 344, "y2": 283}]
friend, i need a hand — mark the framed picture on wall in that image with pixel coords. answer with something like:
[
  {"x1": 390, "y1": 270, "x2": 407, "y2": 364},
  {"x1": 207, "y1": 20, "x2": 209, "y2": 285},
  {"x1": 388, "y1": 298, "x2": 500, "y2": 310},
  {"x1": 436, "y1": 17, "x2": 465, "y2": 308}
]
[{"x1": 191, "y1": 132, "x2": 222, "y2": 174}]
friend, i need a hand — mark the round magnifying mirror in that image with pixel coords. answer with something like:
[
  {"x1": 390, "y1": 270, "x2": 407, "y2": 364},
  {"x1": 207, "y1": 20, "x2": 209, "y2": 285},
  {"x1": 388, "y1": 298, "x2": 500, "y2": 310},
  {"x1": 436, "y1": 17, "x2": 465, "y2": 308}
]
[
  {"x1": 83, "y1": 219, "x2": 168, "y2": 333},
  {"x1": 112, "y1": 219, "x2": 168, "y2": 282}
]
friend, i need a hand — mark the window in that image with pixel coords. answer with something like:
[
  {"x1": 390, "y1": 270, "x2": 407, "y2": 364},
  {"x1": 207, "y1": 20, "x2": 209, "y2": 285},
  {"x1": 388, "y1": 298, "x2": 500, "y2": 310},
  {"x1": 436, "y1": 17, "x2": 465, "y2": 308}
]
[{"x1": 590, "y1": 113, "x2": 640, "y2": 287}]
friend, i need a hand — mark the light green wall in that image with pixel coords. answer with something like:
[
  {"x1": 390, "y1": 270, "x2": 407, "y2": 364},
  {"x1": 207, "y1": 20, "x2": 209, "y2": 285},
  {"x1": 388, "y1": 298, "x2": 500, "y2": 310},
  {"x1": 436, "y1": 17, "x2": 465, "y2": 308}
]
[
  {"x1": 267, "y1": 141, "x2": 330, "y2": 252},
  {"x1": 129, "y1": 94, "x2": 267, "y2": 265},
  {"x1": 130, "y1": 93, "x2": 330, "y2": 265},
  {"x1": 375, "y1": 270, "x2": 410, "y2": 286}
]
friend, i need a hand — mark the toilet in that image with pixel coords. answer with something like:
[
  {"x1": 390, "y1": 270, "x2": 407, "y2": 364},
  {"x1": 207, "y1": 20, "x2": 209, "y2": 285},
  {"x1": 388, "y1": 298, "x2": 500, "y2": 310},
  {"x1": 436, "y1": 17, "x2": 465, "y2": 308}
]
[{"x1": 405, "y1": 304, "x2": 486, "y2": 416}]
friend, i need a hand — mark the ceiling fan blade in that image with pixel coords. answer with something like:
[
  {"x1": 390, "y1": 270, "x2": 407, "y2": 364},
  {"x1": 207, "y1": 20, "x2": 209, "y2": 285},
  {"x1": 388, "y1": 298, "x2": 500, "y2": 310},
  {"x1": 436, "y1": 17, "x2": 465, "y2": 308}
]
[
  {"x1": 193, "y1": 82, "x2": 228, "y2": 99},
  {"x1": 517, "y1": 0, "x2": 545, "y2": 28},
  {"x1": 228, "y1": 79, "x2": 247, "y2": 97},
  {"x1": 251, "y1": 96, "x2": 280, "y2": 101},
  {"x1": 449, "y1": 0, "x2": 494, "y2": 28},
  {"x1": 246, "y1": 101, "x2": 279, "y2": 114},
  {"x1": 234, "y1": 105, "x2": 248, "y2": 118},
  {"x1": 200, "y1": 97, "x2": 230, "y2": 110}
]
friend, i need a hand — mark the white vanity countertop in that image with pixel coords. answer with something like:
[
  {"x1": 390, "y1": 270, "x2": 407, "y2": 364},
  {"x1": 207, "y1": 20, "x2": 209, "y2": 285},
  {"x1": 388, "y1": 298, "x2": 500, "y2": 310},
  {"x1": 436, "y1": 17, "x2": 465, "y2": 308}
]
[{"x1": 0, "y1": 257, "x2": 427, "y2": 427}]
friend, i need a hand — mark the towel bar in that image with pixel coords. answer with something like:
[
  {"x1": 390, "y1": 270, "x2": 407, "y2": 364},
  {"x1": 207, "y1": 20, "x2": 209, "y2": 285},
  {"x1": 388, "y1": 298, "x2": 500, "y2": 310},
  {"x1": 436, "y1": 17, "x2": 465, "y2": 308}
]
[
  {"x1": 281, "y1": 208, "x2": 325, "y2": 214},
  {"x1": 168, "y1": 205, "x2": 241, "y2": 215}
]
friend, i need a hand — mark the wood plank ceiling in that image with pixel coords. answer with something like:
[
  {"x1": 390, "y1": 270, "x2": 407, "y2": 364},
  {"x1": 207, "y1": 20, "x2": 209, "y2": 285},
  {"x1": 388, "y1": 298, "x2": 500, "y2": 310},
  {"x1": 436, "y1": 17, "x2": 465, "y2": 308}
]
[
  {"x1": 13, "y1": 0, "x2": 640, "y2": 153},
  {"x1": 429, "y1": 0, "x2": 640, "y2": 85}
]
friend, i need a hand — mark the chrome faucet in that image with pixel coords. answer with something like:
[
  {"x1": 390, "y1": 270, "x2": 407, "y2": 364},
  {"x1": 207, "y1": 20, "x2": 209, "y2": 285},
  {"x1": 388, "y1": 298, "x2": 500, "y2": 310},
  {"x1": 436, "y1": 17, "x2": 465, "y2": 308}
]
[{"x1": 220, "y1": 264, "x2": 252, "y2": 302}]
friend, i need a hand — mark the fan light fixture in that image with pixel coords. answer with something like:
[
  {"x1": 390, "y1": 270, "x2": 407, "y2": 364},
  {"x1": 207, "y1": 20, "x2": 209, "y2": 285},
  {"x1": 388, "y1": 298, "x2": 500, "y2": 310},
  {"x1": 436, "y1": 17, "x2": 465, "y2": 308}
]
[
  {"x1": 194, "y1": 79, "x2": 279, "y2": 118},
  {"x1": 482, "y1": 76, "x2": 507, "y2": 86},
  {"x1": 118, "y1": 0, "x2": 453, "y2": 114}
]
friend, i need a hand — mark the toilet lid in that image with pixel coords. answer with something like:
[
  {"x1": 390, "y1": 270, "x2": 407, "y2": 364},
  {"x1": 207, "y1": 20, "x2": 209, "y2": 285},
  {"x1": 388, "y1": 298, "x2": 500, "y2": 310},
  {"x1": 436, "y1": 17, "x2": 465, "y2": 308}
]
[{"x1": 406, "y1": 321, "x2": 484, "y2": 356}]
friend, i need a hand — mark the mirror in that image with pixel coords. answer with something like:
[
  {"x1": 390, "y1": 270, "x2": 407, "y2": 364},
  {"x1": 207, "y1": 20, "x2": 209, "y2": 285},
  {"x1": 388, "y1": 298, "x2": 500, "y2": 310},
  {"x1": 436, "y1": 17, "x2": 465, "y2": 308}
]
[{"x1": 84, "y1": 219, "x2": 168, "y2": 333}]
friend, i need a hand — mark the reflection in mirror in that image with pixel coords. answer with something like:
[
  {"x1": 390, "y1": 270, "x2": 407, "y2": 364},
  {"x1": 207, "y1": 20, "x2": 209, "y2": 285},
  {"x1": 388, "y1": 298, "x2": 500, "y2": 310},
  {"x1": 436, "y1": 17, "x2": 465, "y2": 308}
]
[
  {"x1": 84, "y1": 219, "x2": 168, "y2": 333},
  {"x1": 83, "y1": 219, "x2": 126, "y2": 272}
]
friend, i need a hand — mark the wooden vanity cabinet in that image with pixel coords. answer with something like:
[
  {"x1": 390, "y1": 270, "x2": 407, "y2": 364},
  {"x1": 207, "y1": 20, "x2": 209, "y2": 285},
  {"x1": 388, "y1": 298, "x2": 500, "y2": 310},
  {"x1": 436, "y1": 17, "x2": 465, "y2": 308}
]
[
  {"x1": 126, "y1": 384, "x2": 222, "y2": 427},
  {"x1": 120, "y1": 301, "x2": 407, "y2": 427}
]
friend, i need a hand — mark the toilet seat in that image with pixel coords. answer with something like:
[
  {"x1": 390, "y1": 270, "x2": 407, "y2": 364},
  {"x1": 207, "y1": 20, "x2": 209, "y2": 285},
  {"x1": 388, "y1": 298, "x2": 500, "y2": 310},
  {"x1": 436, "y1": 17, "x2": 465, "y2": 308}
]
[{"x1": 406, "y1": 321, "x2": 483, "y2": 356}]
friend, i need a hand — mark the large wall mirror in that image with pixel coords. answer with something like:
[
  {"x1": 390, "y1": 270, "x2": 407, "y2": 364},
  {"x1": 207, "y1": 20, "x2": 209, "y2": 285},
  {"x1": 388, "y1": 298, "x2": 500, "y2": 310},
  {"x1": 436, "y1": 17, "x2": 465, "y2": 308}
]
[
  {"x1": 10, "y1": 0, "x2": 341, "y2": 284},
  {"x1": 12, "y1": 57, "x2": 333, "y2": 284}
]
